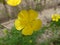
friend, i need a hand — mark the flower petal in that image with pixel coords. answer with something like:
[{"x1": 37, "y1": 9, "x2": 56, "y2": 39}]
[
  {"x1": 52, "y1": 14, "x2": 60, "y2": 22},
  {"x1": 56, "y1": 19, "x2": 59, "y2": 22},
  {"x1": 29, "y1": 9, "x2": 38, "y2": 21},
  {"x1": 52, "y1": 18, "x2": 56, "y2": 21},
  {"x1": 22, "y1": 26, "x2": 33, "y2": 35},
  {"x1": 15, "y1": 19, "x2": 23, "y2": 30},
  {"x1": 18, "y1": 10, "x2": 29, "y2": 20},
  {"x1": 32, "y1": 19, "x2": 42, "y2": 31},
  {"x1": 6, "y1": 0, "x2": 21, "y2": 6}
]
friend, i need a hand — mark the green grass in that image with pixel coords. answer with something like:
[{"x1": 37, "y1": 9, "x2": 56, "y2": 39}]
[{"x1": 0, "y1": 22, "x2": 60, "y2": 45}]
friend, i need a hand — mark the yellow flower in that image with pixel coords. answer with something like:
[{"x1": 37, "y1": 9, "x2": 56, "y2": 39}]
[
  {"x1": 52, "y1": 14, "x2": 60, "y2": 22},
  {"x1": 6, "y1": 0, "x2": 21, "y2": 6},
  {"x1": 15, "y1": 9, "x2": 42, "y2": 35}
]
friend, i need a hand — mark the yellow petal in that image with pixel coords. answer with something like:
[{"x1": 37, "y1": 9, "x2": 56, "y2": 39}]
[
  {"x1": 56, "y1": 19, "x2": 59, "y2": 22},
  {"x1": 32, "y1": 19, "x2": 42, "y2": 31},
  {"x1": 19, "y1": 19, "x2": 28, "y2": 27},
  {"x1": 18, "y1": 10, "x2": 29, "y2": 20},
  {"x1": 29, "y1": 9, "x2": 38, "y2": 21},
  {"x1": 52, "y1": 14, "x2": 60, "y2": 19},
  {"x1": 14, "y1": 19, "x2": 23, "y2": 30},
  {"x1": 6, "y1": 0, "x2": 21, "y2": 6},
  {"x1": 57, "y1": 15, "x2": 60, "y2": 19},
  {"x1": 22, "y1": 26, "x2": 33, "y2": 35},
  {"x1": 52, "y1": 14, "x2": 60, "y2": 22},
  {"x1": 52, "y1": 15, "x2": 56, "y2": 19},
  {"x1": 52, "y1": 18, "x2": 56, "y2": 21},
  {"x1": 52, "y1": 15, "x2": 56, "y2": 21}
]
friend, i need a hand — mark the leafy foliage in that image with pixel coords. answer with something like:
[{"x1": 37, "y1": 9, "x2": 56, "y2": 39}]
[
  {"x1": 0, "y1": 26, "x2": 45, "y2": 45},
  {"x1": 0, "y1": 21, "x2": 60, "y2": 45}
]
